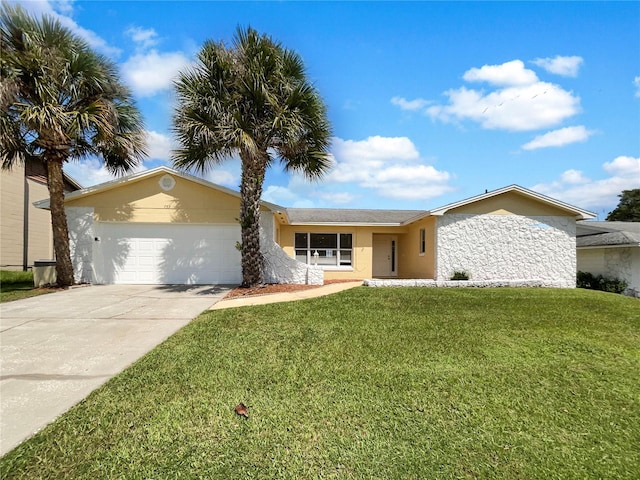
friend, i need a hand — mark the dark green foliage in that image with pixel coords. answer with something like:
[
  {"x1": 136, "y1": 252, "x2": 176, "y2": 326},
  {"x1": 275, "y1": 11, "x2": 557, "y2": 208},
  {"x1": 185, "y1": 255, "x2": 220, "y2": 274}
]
[
  {"x1": 450, "y1": 270, "x2": 469, "y2": 280},
  {"x1": 606, "y1": 189, "x2": 640, "y2": 221},
  {"x1": 577, "y1": 271, "x2": 628, "y2": 294}
]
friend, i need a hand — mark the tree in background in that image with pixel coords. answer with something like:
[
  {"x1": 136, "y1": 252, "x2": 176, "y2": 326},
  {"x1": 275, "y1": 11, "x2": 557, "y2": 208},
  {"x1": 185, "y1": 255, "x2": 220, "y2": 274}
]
[
  {"x1": 0, "y1": 4, "x2": 146, "y2": 286},
  {"x1": 173, "y1": 27, "x2": 332, "y2": 287},
  {"x1": 606, "y1": 189, "x2": 640, "y2": 222}
]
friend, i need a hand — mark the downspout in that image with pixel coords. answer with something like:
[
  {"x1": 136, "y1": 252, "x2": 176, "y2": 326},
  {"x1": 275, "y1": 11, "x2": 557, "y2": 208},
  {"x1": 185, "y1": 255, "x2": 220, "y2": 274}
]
[{"x1": 22, "y1": 173, "x2": 29, "y2": 271}]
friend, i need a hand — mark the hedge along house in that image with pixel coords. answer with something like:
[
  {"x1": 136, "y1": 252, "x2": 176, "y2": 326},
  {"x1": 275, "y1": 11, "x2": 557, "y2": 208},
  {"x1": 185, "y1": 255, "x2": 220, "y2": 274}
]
[{"x1": 35, "y1": 166, "x2": 595, "y2": 287}]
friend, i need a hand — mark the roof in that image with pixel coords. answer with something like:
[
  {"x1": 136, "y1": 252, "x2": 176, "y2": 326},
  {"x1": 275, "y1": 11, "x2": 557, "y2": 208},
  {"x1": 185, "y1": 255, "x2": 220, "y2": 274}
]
[
  {"x1": 285, "y1": 208, "x2": 423, "y2": 225},
  {"x1": 424, "y1": 184, "x2": 596, "y2": 220},
  {"x1": 576, "y1": 221, "x2": 640, "y2": 248},
  {"x1": 34, "y1": 166, "x2": 284, "y2": 212}
]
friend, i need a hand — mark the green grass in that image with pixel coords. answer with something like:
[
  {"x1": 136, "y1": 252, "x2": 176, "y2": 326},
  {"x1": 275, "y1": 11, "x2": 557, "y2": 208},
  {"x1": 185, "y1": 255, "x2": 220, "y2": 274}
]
[
  {"x1": 0, "y1": 270, "x2": 53, "y2": 303},
  {"x1": 1, "y1": 288, "x2": 638, "y2": 479}
]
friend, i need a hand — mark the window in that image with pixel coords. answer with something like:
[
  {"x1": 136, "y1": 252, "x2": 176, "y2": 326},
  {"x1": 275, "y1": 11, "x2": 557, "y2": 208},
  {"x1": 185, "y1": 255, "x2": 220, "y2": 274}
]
[
  {"x1": 295, "y1": 233, "x2": 353, "y2": 267},
  {"x1": 419, "y1": 228, "x2": 426, "y2": 255}
]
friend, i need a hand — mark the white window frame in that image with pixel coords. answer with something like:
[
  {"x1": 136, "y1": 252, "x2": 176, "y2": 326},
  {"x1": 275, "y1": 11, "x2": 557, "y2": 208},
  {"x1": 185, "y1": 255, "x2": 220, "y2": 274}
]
[{"x1": 295, "y1": 232, "x2": 353, "y2": 269}]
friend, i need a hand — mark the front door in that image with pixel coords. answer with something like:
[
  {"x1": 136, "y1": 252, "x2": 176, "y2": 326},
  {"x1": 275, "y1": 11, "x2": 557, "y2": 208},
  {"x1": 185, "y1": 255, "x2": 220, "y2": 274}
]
[{"x1": 372, "y1": 235, "x2": 397, "y2": 277}]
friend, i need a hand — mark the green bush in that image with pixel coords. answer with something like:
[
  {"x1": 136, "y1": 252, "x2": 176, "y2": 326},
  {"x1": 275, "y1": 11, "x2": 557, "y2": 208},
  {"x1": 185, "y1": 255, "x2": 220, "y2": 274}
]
[
  {"x1": 451, "y1": 270, "x2": 469, "y2": 281},
  {"x1": 577, "y1": 271, "x2": 627, "y2": 294}
]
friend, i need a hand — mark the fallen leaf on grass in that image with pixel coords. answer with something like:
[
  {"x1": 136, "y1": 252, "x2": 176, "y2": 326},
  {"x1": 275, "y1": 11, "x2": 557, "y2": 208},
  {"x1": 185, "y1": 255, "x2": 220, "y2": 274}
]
[{"x1": 234, "y1": 403, "x2": 249, "y2": 418}]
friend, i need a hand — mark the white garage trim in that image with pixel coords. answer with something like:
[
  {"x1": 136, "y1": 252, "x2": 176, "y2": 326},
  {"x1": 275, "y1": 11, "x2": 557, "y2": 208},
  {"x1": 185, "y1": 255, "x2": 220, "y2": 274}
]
[{"x1": 92, "y1": 223, "x2": 241, "y2": 285}]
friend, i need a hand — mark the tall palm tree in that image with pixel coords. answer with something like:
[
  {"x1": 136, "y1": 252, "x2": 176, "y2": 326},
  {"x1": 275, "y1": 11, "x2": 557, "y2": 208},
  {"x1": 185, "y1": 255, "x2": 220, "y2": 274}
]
[
  {"x1": 0, "y1": 4, "x2": 146, "y2": 287},
  {"x1": 173, "y1": 27, "x2": 332, "y2": 287}
]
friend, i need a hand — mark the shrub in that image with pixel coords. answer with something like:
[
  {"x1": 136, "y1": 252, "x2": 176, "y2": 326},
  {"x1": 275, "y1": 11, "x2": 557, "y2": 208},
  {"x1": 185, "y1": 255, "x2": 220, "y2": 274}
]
[
  {"x1": 451, "y1": 270, "x2": 469, "y2": 281},
  {"x1": 577, "y1": 271, "x2": 627, "y2": 294}
]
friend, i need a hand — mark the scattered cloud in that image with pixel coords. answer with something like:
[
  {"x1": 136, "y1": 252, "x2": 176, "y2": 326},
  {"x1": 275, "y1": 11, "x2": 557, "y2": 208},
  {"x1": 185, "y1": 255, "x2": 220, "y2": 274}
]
[
  {"x1": 634, "y1": 76, "x2": 640, "y2": 98},
  {"x1": 317, "y1": 192, "x2": 358, "y2": 205},
  {"x1": 121, "y1": 50, "x2": 191, "y2": 97},
  {"x1": 262, "y1": 185, "x2": 316, "y2": 208},
  {"x1": 522, "y1": 126, "x2": 595, "y2": 151},
  {"x1": 463, "y1": 60, "x2": 538, "y2": 86},
  {"x1": 17, "y1": 0, "x2": 121, "y2": 57},
  {"x1": 391, "y1": 96, "x2": 431, "y2": 111},
  {"x1": 64, "y1": 157, "x2": 147, "y2": 187},
  {"x1": 392, "y1": 60, "x2": 582, "y2": 132},
  {"x1": 532, "y1": 155, "x2": 640, "y2": 211},
  {"x1": 560, "y1": 169, "x2": 590, "y2": 185},
  {"x1": 531, "y1": 55, "x2": 584, "y2": 77},
  {"x1": 327, "y1": 136, "x2": 454, "y2": 200},
  {"x1": 126, "y1": 26, "x2": 159, "y2": 50},
  {"x1": 145, "y1": 130, "x2": 175, "y2": 161},
  {"x1": 206, "y1": 169, "x2": 238, "y2": 188}
]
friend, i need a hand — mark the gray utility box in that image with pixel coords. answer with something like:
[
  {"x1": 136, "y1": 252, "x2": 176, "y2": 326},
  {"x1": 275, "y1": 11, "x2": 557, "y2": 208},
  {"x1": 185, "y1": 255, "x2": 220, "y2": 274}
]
[{"x1": 33, "y1": 260, "x2": 56, "y2": 287}]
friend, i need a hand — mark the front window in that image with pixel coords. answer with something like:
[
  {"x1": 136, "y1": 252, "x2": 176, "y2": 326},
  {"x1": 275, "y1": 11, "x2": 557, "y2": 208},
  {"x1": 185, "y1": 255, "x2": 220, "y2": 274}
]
[{"x1": 295, "y1": 233, "x2": 353, "y2": 267}]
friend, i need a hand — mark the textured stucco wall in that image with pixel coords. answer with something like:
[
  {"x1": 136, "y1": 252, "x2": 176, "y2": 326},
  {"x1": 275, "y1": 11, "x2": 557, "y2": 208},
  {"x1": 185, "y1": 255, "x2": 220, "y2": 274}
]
[
  {"x1": 260, "y1": 215, "x2": 323, "y2": 285},
  {"x1": 436, "y1": 214, "x2": 576, "y2": 287},
  {"x1": 66, "y1": 207, "x2": 95, "y2": 284},
  {"x1": 603, "y1": 247, "x2": 639, "y2": 297}
]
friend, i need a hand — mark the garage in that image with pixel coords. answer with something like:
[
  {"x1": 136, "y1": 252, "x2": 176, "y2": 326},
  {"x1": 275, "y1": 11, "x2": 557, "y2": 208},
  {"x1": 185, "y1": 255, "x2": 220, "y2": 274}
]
[{"x1": 92, "y1": 223, "x2": 242, "y2": 285}]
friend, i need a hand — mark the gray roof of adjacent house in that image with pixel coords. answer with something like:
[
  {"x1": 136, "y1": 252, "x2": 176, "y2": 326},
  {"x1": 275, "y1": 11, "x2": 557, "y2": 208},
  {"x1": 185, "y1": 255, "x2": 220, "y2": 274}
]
[
  {"x1": 576, "y1": 221, "x2": 640, "y2": 247},
  {"x1": 285, "y1": 208, "x2": 424, "y2": 225}
]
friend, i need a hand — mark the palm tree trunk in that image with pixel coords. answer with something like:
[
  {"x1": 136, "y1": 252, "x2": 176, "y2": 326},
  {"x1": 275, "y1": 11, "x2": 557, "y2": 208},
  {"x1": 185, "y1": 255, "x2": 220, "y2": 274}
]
[
  {"x1": 46, "y1": 159, "x2": 75, "y2": 287},
  {"x1": 239, "y1": 151, "x2": 267, "y2": 287}
]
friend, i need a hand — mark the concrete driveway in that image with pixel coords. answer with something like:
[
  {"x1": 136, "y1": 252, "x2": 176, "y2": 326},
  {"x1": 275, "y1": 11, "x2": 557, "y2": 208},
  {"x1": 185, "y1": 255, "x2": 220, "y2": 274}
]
[{"x1": 0, "y1": 284, "x2": 230, "y2": 457}]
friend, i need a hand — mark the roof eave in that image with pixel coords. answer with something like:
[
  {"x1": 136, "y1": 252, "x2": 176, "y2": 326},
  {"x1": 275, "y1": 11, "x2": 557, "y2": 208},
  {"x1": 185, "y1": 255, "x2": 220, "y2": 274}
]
[
  {"x1": 33, "y1": 166, "x2": 285, "y2": 212},
  {"x1": 428, "y1": 184, "x2": 596, "y2": 220}
]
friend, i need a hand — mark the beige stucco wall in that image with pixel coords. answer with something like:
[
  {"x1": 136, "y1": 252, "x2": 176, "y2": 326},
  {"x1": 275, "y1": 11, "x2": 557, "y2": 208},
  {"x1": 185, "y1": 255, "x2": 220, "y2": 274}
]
[
  {"x1": 278, "y1": 224, "x2": 411, "y2": 280},
  {"x1": 1, "y1": 167, "x2": 54, "y2": 269},
  {"x1": 65, "y1": 172, "x2": 254, "y2": 225},
  {"x1": 449, "y1": 191, "x2": 575, "y2": 217},
  {"x1": 400, "y1": 216, "x2": 437, "y2": 279}
]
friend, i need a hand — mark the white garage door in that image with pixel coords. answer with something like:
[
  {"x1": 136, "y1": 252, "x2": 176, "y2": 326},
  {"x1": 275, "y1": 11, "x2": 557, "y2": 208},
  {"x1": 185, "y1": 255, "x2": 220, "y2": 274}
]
[{"x1": 93, "y1": 223, "x2": 242, "y2": 285}]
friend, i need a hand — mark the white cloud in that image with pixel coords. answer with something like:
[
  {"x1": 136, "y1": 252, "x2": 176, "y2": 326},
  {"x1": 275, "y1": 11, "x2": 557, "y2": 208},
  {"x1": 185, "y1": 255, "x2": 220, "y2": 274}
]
[
  {"x1": 121, "y1": 50, "x2": 191, "y2": 97},
  {"x1": 532, "y1": 156, "x2": 640, "y2": 211},
  {"x1": 17, "y1": 0, "x2": 121, "y2": 57},
  {"x1": 145, "y1": 130, "x2": 174, "y2": 161},
  {"x1": 634, "y1": 76, "x2": 640, "y2": 98},
  {"x1": 531, "y1": 56, "x2": 584, "y2": 77},
  {"x1": 317, "y1": 192, "x2": 358, "y2": 205},
  {"x1": 327, "y1": 136, "x2": 454, "y2": 201},
  {"x1": 206, "y1": 169, "x2": 238, "y2": 188},
  {"x1": 391, "y1": 96, "x2": 431, "y2": 111},
  {"x1": 126, "y1": 26, "x2": 159, "y2": 50},
  {"x1": 560, "y1": 169, "x2": 590, "y2": 185},
  {"x1": 426, "y1": 59, "x2": 581, "y2": 131},
  {"x1": 522, "y1": 126, "x2": 595, "y2": 150},
  {"x1": 262, "y1": 185, "x2": 315, "y2": 208},
  {"x1": 63, "y1": 157, "x2": 147, "y2": 188},
  {"x1": 463, "y1": 60, "x2": 538, "y2": 86}
]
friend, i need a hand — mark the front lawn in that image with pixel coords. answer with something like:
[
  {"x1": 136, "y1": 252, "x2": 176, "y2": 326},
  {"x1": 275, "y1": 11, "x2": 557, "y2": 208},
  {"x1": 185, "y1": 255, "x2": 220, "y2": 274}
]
[
  {"x1": 0, "y1": 270, "x2": 53, "y2": 303},
  {"x1": 1, "y1": 288, "x2": 638, "y2": 478}
]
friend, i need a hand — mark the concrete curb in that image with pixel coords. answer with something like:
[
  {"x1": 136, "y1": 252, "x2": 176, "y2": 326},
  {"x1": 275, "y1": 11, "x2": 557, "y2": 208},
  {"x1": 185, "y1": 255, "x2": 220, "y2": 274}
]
[{"x1": 209, "y1": 281, "x2": 363, "y2": 310}]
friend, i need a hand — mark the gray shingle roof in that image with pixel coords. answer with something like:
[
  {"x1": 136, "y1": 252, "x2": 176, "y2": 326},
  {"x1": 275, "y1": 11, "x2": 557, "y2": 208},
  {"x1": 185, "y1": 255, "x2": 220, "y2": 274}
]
[
  {"x1": 285, "y1": 208, "x2": 425, "y2": 224},
  {"x1": 577, "y1": 221, "x2": 640, "y2": 247}
]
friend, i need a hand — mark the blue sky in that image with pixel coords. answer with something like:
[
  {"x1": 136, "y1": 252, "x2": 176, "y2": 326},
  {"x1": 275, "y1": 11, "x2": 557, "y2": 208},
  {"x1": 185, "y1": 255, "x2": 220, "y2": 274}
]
[{"x1": 16, "y1": 0, "x2": 640, "y2": 217}]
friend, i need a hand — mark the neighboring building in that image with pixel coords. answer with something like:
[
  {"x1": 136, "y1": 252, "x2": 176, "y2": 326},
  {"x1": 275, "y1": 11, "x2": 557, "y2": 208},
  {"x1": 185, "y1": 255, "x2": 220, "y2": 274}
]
[
  {"x1": 36, "y1": 166, "x2": 595, "y2": 286},
  {"x1": 577, "y1": 221, "x2": 640, "y2": 297},
  {"x1": 1, "y1": 163, "x2": 81, "y2": 271}
]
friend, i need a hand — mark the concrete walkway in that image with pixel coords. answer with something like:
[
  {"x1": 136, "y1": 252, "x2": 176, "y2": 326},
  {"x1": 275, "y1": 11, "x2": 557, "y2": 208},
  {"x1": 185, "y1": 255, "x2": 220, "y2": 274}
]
[
  {"x1": 209, "y1": 281, "x2": 364, "y2": 310},
  {"x1": 0, "y1": 284, "x2": 230, "y2": 457}
]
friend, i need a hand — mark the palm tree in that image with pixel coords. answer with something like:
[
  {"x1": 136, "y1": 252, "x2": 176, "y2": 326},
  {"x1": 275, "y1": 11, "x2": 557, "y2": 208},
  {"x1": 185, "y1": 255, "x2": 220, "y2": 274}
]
[
  {"x1": 0, "y1": 4, "x2": 146, "y2": 287},
  {"x1": 173, "y1": 27, "x2": 332, "y2": 287}
]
